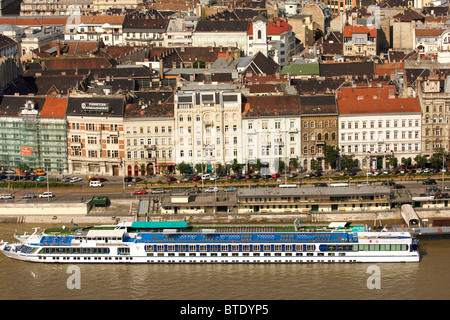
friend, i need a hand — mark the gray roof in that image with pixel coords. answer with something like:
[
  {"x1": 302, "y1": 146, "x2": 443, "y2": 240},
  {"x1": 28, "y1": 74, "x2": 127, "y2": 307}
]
[{"x1": 236, "y1": 186, "x2": 391, "y2": 198}]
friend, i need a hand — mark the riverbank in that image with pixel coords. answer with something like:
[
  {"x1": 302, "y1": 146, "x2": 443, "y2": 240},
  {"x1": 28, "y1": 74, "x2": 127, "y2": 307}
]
[{"x1": 1, "y1": 205, "x2": 449, "y2": 227}]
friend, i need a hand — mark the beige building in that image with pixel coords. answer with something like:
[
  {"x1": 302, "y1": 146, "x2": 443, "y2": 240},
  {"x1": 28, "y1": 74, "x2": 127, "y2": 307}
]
[
  {"x1": 66, "y1": 95, "x2": 125, "y2": 176},
  {"x1": 417, "y1": 74, "x2": 450, "y2": 156},
  {"x1": 123, "y1": 91, "x2": 176, "y2": 176},
  {"x1": 93, "y1": 0, "x2": 144, "y2": 12},
  {"x1": 174, "y1": 83, "x2": 244, "y2": 172}
]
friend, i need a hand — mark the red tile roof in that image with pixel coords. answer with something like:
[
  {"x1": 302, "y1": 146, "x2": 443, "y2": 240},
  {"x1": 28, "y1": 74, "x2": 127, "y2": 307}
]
[
  {"x1": 39, "y1": 97, "x2": 68, "y2": 118},
  {"x1": 375, "y1": 62, "x2": 404, "y2": 77},
  {"x1": 343, "y1": 26, "x2": 377, "y2": 38},
  {"x1": 248, "y1": 18, "x2": 292, "y2": 35},
  {"x1": 415, "y1": 28, "x2": 445, "y2": 37},
  {"x1": 337, "y1": 86, "x2": 421, "y2": 114}
]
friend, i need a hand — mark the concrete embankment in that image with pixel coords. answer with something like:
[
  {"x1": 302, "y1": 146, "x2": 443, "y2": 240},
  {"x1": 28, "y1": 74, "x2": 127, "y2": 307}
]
[{"x1": 1, "y1": 198, "x2": 450, "y2": 226}]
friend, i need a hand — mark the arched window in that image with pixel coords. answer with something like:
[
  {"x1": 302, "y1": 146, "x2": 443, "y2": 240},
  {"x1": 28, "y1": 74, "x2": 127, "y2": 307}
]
[{"x1": 258, "y1": 30, "x2": 262, "y2": 40}]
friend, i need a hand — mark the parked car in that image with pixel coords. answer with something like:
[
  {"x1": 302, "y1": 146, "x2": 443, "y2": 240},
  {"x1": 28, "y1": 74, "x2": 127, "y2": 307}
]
[
  {"x1": 70, "y1": 177, "x2": 82, "y2": 183},
  {"x1": 124, "y1": 177, "x2": 133, "y2": 183},
  {"x1": 0, "y1": 194, "x2": 14, "y2": 199},
  {"x1": 192, "y1": 176, "x2": 201, "y2": 181},
  {"x1": 271, "y1": 173, "x2": 280, "y2": 178},
  {"x1": 423, "y1": 179, "x2": 437, "y2": 185},
  {"x1": 382, "y1": 181, "x2": 396, "y2": 186},
  {"x1": 36, "y1": 176, "x2": 46, "y2": 182},
  {"x1": 358, "y1": 182, "x2": 371, "y2": 187},
  {"x1": 151, "y1": 189, "x2": 165, "y2": 194},
  {"x1": 204, "y1": 187, "x2": 218, "y2": 193},
  {"x1": 39, "y1": 192, "x2": 54, "y2": 198},
  {"x1": 61, "y1": 177, "x2": 72, "y2": 183},
  {"x1": 23, "y1": 193, "x2": 36, "y2": 199},
  {"x1": 314, "y1": 183, "x2": 328, "y2": 187},
  {"x1": 393, "y1": 184, "x2": 405, "y2": 189},
  {"x1": 209, "y1": 175, "x2": 219, "y2": 181},
  {"x1": 182, "y1": 176, "x2": 192, "y2": 182},
  {"x1": 89, "y1": 181, "x2": 103, "y2": 187},
  {"x1": 426, "y1": 186, "x2": 439, "y2": 192},
  {"x1": 224, "y1": 187, "x2": 237, "y2": 192},
  {"x1": 35, "y1": 169, "x2": 46, "y2": 176},
  {"x1": 445, "y1": 186, "x2": 450, "y2": 191},
  {"x1": 166, "y1": 177, "x2": 177, "y2": 182},
  {"x1": 134, "y1": 189, "x2": 148, "y2": 195},
  {"x1": 90, "y1": 177, "x2": 108, "y2": 182},
  {"x1": 189, "y1": 188, "x2": 200, "y2": 194},
  {"x1": 289, "y1": 172, "x2": 298, "y2": 178}
]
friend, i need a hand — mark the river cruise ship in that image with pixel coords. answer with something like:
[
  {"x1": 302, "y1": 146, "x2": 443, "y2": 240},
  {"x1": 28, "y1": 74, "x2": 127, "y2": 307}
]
[{"x1": 0, "y1": 221, "x2": 420, "y2": 263}]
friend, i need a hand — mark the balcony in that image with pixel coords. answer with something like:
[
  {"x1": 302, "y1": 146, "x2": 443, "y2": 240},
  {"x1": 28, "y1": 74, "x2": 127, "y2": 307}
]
[{"x1": 316, "y1": 140, "x2": 325, "y2": 145}]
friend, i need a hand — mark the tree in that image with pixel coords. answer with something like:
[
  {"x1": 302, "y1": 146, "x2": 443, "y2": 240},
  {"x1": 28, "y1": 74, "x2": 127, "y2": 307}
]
[
  {"x1": 216, "y1": 164, "x2": 225, "y2": 176},
  {"x1": 401, "y1": 157, "x2": 412, "y2": 168},
  {"x1": 195, "y1": 163, "x2": 205, "y2": 174},
  {"x1": 140, "y1": 163, "x2": 146, "y2": 176},
  {"x1": 177, "y1": 162, "x2": 191, "y2": 175},
  {"x1": 291, "y1": 158, "x2": 300, "y2": 171},
  {"x1": 340, "y1": 154, "x2": 358, "y2": 171},
  {"x1": 17, "y1": 162, "x2": 30, "y2": 173},
  {"x1": 323, "y1": 145, "x2": 340, "y2": 169},
  {"x1": 311, "y1": 159, "x2": 319, "y2": 171},
  {"x1": 276, "y1": 158, "x2": 285, "y2": 172},
  {"x1": 231, "y1": 159, "x2": 243, "y2": 174},
  {"x1": 387, "y1": 156, "x2": 398, "y2": 169},
  {"x1": 414, "y1": 154, "x2": 427, "y2": 168},
  {"x1": 253, "y1": 159, "x2": 263, "y2": 172},
  {"x1": 430, "y1": 148, "x2": 447, "y2": 169}
]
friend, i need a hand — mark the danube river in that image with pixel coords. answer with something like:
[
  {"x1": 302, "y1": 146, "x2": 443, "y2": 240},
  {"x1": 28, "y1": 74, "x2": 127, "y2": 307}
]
[{"x1": 0, "y1": 223, "x2": 449, "y2": 301}]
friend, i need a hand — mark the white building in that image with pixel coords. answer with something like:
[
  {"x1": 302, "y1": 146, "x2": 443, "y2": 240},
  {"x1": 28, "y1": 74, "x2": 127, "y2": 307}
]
[
  {"x1": 241, "y1": 95, "x2": 302, "y2": 174},
  {"x1": 64, "y1": 15, "x2": 125, "y2": 46},
  {"x1": 337, "y1": 86, "x2": 422, "y2": 170}
]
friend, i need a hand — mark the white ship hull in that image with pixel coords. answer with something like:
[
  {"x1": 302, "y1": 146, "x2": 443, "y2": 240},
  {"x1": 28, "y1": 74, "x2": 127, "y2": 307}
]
[{"x1": 0, "y1": 226, "x2": 420, "y2": 264}]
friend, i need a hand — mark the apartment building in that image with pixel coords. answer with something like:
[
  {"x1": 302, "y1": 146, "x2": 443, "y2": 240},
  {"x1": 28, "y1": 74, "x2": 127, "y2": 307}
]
[
  {"x1": 123, "y1": 91, "x2": 175, "y2": 176},
  {"x1": 337, "y1": 86, "x2": 422, "y2": 170},
  {"x1": 64, "y1": 15, "x2": 125, "y2": 46},
  {"x1": 66, "y1": 95, "x2": 125, "y2": 176},
  {"x1": 241, "y1": 95, "x2": 302, "y2": 174},
  {"x1": 174, "y1": 83, "x2": 243, "y2": 173},
  {"x1": 0, "y1": 96, "x2": 68, "y2": 173}
]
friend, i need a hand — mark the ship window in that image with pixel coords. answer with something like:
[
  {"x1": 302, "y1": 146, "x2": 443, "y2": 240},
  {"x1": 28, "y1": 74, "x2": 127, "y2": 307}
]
[
  {"x1": 167, "y1": 245, "x2": 175, "y2": 252},
  {"x1": 118, "y1": 247, "x2": 130, "y2": 255},
  {"x1": 157, "y1": 245, "x2": 164, "y2": 252},
  {"x1": 242, "y1": 245, "x2": 250, "y2": 252},
  {"x1": 221, "y1": 245, "x2": 228, "y2": 252},
  {"x1": 189, "y1": 245, "x2": 196, "y2": 252},
  {"x1": 306, "y1": 245, "x2": 315, "y2": 251},
  {"x1": 285, "y1": 244, "x2": 293, "y2": 251},
  {"x1": 274, "y1": 245, "x2": 282, "y2": 251},
  {"x1": 252, "y1": 244, "x2": 260, "y2": 252},
  {"x1": 263, "y1": 245, "x2": 271, "y2": 251},
  {"x1": 199, "y1": 245, "x2": 207, "y2": 252},
  {"x1": 231, "y1": 245, "x2": 239, "y2": 252}
]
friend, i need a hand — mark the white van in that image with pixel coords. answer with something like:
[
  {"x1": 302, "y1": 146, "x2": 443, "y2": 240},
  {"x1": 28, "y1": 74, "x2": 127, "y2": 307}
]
[
  {"x1": 89, "y1": 180, "x2": 103, "y2": 187},
  {"x1": 202, "y1": 174, "x2": 211, "y2": 180}
]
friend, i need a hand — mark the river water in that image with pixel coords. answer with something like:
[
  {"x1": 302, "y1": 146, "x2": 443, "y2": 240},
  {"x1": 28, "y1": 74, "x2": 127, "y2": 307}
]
[{"x1": 0, "y1": 223, "x2": 449, "y2": 302}]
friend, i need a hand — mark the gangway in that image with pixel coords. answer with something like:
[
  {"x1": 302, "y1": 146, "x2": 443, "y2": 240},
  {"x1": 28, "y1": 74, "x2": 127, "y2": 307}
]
[{"x1": 401, "y1": 204, "x2": 421, "y2": 227}]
